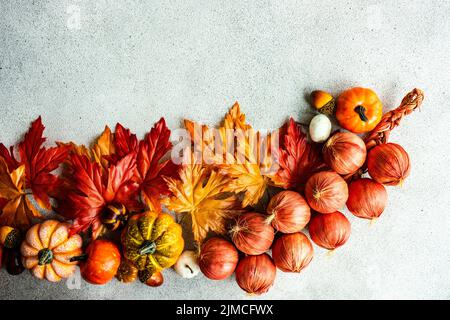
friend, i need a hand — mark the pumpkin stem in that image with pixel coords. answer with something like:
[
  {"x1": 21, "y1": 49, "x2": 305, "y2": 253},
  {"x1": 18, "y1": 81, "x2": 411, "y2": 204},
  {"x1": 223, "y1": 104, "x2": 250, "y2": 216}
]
[
  {"x1": 38, "y1": 248, "x2": 53, "y2": 265},
  {"x1": 69, "y1": 254, "x2": 88, "y2": 262},
  {"x1": 354, "y1": 105, "x2": 369, "y2": 122},
  {"x1": 138, "y1": 241, "x2": 156, "y2": 255}
]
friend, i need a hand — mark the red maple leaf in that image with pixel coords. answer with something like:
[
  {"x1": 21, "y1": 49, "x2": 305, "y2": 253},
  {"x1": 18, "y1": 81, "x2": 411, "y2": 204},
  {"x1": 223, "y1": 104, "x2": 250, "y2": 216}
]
[
  {"x1": 17, "y1": 117, "x2": 69, "y2": 209},
  {"x1": 0, "y1": 117, "x2": 69, "y2": 210},
  {"x1": 112, "y1": 118, "x2": 179, "y2": 210},
  {"x1": 57, "y1": 152, "x2": 137, "y2": 238},
  {"x1": 114, "y1": 123, "x2": 138, "y2": 159},
  {"x1": 136, "y1": 118, "x2": 179, "y2": 210},
  {"x1": 0, "y1": 144, "x2": 20, "y2": 171},
  {"x1": 272, "y1": 118, "x2": 326, "y2": 191}
]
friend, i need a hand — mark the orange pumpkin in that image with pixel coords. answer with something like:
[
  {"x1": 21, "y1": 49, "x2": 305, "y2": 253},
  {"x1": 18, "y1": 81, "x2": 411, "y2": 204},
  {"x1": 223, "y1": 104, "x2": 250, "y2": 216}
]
[
  {"x1": 77, "y1": 240, "x2": 121, "y2": 285},
  {"x1": 21, "y1": 220, "x2": 82, "y2": 282},
  {"x1": 336, "y1": 87, "x2": 383, "y2": 133}
]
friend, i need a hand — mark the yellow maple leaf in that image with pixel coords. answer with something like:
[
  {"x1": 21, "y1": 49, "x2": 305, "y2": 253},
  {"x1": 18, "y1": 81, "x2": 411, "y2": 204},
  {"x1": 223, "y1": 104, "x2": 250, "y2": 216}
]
[
  {"x1": 163, "y1": 163, "x2": 241, "y2": 243},
  {"x1": 0, "y1": 158, "x2": 42, "y2": 230},
  {"x1": 223, "y1": 102, "x2": 252, "y2": 131},
  {"x1": 184, "y1": 103, "x2": 279, "y2": 207},
  {"x1": 185, "y1": 103, "x2": 252, "y2": 166},
  {"x1": 219, "y1": 130, "x2": 278, "y2": 207}
]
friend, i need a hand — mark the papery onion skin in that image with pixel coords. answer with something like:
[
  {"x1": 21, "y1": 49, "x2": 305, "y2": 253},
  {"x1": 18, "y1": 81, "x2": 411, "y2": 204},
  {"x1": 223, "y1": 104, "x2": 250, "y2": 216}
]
[
  {"x1": 323, "y1": 132, "x2": 367, "y2": 175},
  {"x1": 305, "y1": 171, "x2": 349, "y2": 214},
  {"x1": 231, "y1": 212, "x2": 275, "y2": 255},
  {"x1": 347, "y1": 178, "x2": 387, "y2": 220},
  {"x1": 266, "y1": 191, "x2": 311, "y2": 233},
  {"x1": 199, "y1": 237, "x2": 239, "y2": 280},
  {"x1": 235, "y1": 253, "x2": 276, "y2": 295},
  {"x1": 271, "y1": 233, "x2": 314, "y2": 273},
  {"x1": 308, "y1": 212, "x2": 351, "y2": 250},
  {"x1": 367, "y1": 143, "x2": 410, "y2": 186}
]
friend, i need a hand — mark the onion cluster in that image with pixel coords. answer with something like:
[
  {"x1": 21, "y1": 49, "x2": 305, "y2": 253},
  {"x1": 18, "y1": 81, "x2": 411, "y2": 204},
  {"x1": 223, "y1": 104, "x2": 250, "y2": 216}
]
[{"x1": 197, "y1": 110, "x2": 413, "y2": 295}]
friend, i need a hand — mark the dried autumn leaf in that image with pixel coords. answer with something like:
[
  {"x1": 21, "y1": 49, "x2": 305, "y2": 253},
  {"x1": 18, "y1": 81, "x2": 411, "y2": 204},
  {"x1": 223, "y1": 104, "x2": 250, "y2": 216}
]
[
  {"x1": 92, "y1": 126, "x2": 116, "y2": 168},
  {"x1": 135, "y1": 118, "x2": 178, "y2": 211},
  {"x1": 0, "y1": 117, "x2": 70, "y2": 210},
  {"x1": 59, "y1": 141, "x2": 92, "y2": 158},
  {"x1": 57, "y1": 153, "x2": 137, "y2": 238},
  {"x1": 113, "y1": 123, "x2": 138, "y2": 159},
  {"x1": 61, "y1": 119, "x2": 178, "y2": 215},
  {"x1": 219, "y1": 129, "x2": 279, "y2": 208},
  {"x1": 223, "y1": 102, "x2": 252, "y2": 131},
  {"x1": 184, "y1": 103, "x2": 251, "y2": 166},
  {"x1": 0, "y1": 158, "x2": 42, "y2": 230},
  {"x1": 271, "y1": 118, "x2": 326, "y2": 190},
  {"x1": 0, "y1": 144, "x2": 19, "y2": 171},
  {"x1": 163, "y1": 163, "x2": 240, "y2": 243},
  {"x1": 110, "y1": 119, "x2": 178, "y2": 211},
  {"x1": 210, "y1": 103, "x2": 277, "y2": 207},
  {"x1": 59, "y1": 125, "x2": 115, "y2": 170},
  {"x1": 184, "y1": 119, "x2": 218, "y2": 165}
]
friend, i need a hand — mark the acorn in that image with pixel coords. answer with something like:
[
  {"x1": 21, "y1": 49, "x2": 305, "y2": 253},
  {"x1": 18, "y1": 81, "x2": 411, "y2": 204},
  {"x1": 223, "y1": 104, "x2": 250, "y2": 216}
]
[
  {"x1": 101, "y1": 203, "x2": 127, "y2": 231},
  {"x1": 0, "y1": 226, "x2": 22, "y2": 249},
  {"x1": 139, "y1": 270, "x2": 164, "y2": 287},
  {"x1": 4, "y1": 248, "x2": 24, "y2": 275},
  {"x1": 310, "y1": 90, "x2": 336, "y2": 116},
  {"x1": 116, "y1": 260, "x2": 139, "y2": 283}
]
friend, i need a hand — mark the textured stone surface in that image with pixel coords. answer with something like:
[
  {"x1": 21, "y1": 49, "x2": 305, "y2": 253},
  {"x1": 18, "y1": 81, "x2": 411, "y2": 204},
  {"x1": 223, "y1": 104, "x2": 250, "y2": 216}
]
[{"x1": 0, "y1": 0, "x2": 449, "y2": 300}]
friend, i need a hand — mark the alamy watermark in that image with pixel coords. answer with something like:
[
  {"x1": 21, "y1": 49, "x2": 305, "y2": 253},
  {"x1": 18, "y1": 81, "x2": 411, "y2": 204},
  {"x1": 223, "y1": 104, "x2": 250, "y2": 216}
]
[{"x1": 67, "y1": 1, "x2": 82, "y2": 30}]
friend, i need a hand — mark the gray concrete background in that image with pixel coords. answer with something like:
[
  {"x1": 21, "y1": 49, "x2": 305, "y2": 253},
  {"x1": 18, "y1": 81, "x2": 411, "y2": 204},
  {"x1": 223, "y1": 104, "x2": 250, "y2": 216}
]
[{"x1": 1, "y1": 0, "x2": 450, "y2": 300}]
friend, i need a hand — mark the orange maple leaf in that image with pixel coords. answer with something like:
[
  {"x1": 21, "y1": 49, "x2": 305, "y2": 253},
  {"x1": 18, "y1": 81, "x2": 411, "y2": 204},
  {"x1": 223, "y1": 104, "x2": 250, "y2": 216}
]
[
  {"x1": 58, "y1": 125, "x2": 115, "y2": 170},
  {"x1": 0, "y1": 158, "x2": 42, "y2": 230},
  {"x1": 185, "y1": 103, "x2": 278, "y2": 207}
]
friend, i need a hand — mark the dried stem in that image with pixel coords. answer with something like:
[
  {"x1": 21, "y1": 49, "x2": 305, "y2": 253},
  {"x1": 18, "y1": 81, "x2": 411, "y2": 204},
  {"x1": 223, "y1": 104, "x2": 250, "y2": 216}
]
[{"x1": 364, "y1": 88, "x2": 424, "y2": 150}]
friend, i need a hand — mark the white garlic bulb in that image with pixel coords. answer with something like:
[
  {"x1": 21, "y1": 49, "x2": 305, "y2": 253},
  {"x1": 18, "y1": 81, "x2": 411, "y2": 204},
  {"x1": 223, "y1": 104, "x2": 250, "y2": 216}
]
[
  {"x1": 173, "y1": 250, "x2": 200, "y2": 279},
  {"x1": 309, "y1": 114, "x2": 332, "y2": 143}
]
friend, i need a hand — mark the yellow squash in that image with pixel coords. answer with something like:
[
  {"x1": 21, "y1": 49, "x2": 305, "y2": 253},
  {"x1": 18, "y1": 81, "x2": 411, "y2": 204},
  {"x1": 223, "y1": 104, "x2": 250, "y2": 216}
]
[{"x1": 121, "y1": 211, "x2": 184, "y2": 276}]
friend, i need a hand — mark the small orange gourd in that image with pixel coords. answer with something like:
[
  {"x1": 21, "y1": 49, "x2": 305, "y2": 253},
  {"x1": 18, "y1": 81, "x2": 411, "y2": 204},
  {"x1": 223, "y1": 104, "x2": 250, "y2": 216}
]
[
  {"x1": 21, "y1": 220, "x2": 82, "y2": 282},
  {"x1": 75, "y1": 240, "x2": 121, "y2": 285},
  {"x1": 336, "y1": 87, "x2": 383, "y2": 133}
]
